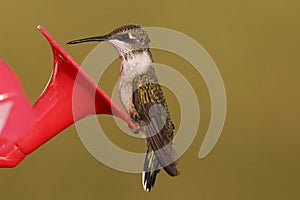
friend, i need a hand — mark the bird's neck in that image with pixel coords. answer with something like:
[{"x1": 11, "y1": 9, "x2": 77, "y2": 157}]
[{"x1": 119, "y1": 49, "x2": 153, "y2": 79}]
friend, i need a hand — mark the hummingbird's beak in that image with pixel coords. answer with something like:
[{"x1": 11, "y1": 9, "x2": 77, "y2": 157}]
[{"x1": 67, "y1": 35, "x2": 108, "y2": 45}]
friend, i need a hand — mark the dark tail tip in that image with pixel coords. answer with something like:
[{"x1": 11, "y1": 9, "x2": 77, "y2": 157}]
[{"x1": 142, "y1": 170, "x2": 160, "y2": 192}]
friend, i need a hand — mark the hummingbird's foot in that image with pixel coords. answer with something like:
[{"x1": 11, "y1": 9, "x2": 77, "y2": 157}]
[
  {"x1": 130, "y1": 109, "x2": 140, "y2": 121},
  {"x1": 129, "y1": 122, "x2": 141, "y2": 134}
]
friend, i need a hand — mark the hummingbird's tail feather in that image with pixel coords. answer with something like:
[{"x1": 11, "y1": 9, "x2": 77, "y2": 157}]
[
  {"x1": 141, "y1": 119, "x2": 180, "y2": 192},
  {"x1": 142, "y1": 149, "x2": 161, "y2": 192},
  {"x1": 146, "y1": 117, "x2": 180, "y2": 177}
]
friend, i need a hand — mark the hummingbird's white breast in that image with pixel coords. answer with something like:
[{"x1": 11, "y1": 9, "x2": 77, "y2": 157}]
[{"x1": 118, "y1": 51, "x2": 152, "y2": 113}]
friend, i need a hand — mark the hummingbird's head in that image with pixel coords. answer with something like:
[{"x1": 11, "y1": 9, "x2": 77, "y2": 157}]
[{"x1": 67, "y1": 24, "x2": 151, "y2": 56}]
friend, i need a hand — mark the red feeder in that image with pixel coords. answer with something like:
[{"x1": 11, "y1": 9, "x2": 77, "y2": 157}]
[{"x1": 0, "y1": 26, "x2": 135, "y2": 167}]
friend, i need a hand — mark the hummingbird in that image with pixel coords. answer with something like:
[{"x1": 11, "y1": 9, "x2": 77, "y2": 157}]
[{"x1": 67, "y1": 25, "x2": 179, "y2": 191}]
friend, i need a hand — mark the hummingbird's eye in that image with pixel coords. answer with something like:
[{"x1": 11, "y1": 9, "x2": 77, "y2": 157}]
[{"x1": 117, "y1": 33, "x2": 129, "y2": 41}]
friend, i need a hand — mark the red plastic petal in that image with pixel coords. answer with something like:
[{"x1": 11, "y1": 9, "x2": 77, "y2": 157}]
[
  {"x1": 0, "y1": 60, "x2": 34, "y2": 167},
  {"x1": 18, "y1": 26, "x2": 136, "y2": 154}
]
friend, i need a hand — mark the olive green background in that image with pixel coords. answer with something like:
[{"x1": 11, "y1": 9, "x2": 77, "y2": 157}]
[{"x1": 1, "y1": 0, "x2": 300, "y2": 199}]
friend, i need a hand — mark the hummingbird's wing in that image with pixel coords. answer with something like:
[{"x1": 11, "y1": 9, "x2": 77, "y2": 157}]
[{"x1": 132, "y1": 66, "x2": 179, "y2": 191}]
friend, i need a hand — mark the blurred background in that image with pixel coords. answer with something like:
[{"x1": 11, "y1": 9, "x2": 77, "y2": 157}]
[{"x1": 0, "y1": 0, "x2": 300, "y2": 199}]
